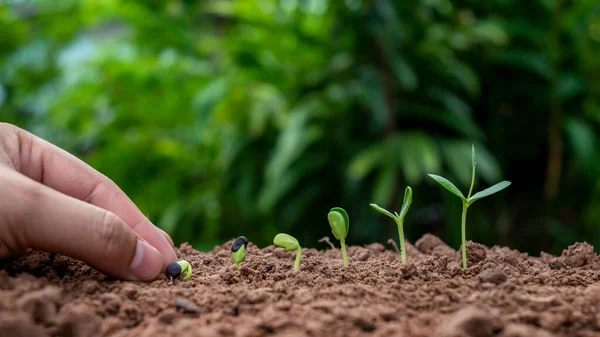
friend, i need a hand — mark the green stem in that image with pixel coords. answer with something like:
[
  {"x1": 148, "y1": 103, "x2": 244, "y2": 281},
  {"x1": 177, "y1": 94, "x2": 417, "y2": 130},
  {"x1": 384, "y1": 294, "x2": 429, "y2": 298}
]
[
  {"x1": 340, "y1": 239, "x2": 348, "y2": 267},
  {"x1": 468, "y1": 161, "x2": 476, "y2": 200},
  {"x1": 397, "y1": 219, "x2": 406, "y2": 264},
  {"x1": 461, "y1": 202, "x2": 468, "y2": 270},
  {"x1": 235, "y1": 262, "x2": 241, "y2": 270},
  {"x1": 294, "y1": 247, "x2": 302, "y2": 271}
]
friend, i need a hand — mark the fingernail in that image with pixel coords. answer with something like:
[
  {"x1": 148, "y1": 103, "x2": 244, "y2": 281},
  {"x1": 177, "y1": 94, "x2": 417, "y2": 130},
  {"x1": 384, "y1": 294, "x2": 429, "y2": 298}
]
[{"x1": 129, "y1": 239, "x2": 163, "y2": 281}]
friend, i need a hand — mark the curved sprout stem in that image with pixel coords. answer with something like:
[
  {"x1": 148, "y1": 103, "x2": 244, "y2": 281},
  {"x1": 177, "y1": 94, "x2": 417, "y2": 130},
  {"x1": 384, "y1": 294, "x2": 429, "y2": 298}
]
[
  {"x1": 177, "y1": 260, "x2": 192, "y2": 280},
  {"x1": 387, "y1": 239, "x2": 400, "y2": 253}
]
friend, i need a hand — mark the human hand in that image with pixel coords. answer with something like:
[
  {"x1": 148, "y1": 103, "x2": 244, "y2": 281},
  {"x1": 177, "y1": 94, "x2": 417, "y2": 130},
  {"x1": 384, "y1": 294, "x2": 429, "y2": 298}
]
[{"x1": 0, "y1": 123, "x2": 178, "y2": 280}]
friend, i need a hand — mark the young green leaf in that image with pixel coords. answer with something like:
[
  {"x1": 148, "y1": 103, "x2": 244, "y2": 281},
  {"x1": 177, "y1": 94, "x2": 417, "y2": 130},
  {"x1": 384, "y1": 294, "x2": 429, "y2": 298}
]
[
  {"x1": 328, "y1": 207, "x2": 349, "y2": 240},
  {"x1": 328, "y1": 207, "x2": 350, "y2": 267},
  {"x1": 273, "y1": 233, "x2": 302, "y2": 271},
  {"x1": 369, "y1": 203, "x2": 395, "y2": 219},
  {"x1": 398, "y1": 186, "x2": 412, "y2": 220},
  {"x1": 467, "y1": 181, "x2": 511, "y2": 204},
  {"x1": 273, "y1": 233, "x2": 299, "y2": 251},
  {"x1": 428, "y1": 174, "x2": 466, "y2": 200}
]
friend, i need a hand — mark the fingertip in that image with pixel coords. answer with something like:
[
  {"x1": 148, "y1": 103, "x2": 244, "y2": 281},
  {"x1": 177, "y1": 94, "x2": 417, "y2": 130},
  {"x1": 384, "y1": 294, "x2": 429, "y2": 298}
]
[
  {"x1": 128, "y1": 239, "x2": 163, "y2": 281},
  {"x1": 158, "y1": 228, "x2": 175, "y2": 249}
]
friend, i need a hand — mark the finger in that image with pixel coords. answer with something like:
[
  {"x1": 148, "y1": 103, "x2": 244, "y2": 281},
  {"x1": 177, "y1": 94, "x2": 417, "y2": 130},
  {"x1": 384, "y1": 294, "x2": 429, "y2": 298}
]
[
  {"x1": 158, "y1": 228, "x2": 175, "y2": 248},
  {"x1": 0, "y1": 167, "x2": 163, "y2": 280},
  {"x1": 0, "y1": 123, "x2": 177, "y2": 267}
]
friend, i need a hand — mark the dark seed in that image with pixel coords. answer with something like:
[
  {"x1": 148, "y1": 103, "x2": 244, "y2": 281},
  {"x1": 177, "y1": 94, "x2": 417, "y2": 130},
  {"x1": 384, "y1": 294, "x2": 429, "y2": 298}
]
[
  {"x1": 231, "y1": 236, "x2": 249, "y2": 252},
  {"x1": 166, "y1": 262, "x2": 182, "y2": 278}
]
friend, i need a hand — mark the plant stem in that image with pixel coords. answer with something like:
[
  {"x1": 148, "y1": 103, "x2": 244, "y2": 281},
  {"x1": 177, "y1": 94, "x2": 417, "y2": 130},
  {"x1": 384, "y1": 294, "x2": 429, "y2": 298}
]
[
  {"x1": 468, "y1": 160, "x2": 476, "y2": 200},
  {"x1": 396, "y1": 219, "x2": 406, "y2": 264},
  {"x1": 340, "y1": 239, "x2": 348, "y2": 267},
  {"x1": 294, "y1": 247, "x2": 302, "y2": 271},
  {"x1": 235, "y1": 262, "x2": 241, "y2": 270},
  {"x1": 461, "y1": 202, "x2": 468, "y2": 270}
]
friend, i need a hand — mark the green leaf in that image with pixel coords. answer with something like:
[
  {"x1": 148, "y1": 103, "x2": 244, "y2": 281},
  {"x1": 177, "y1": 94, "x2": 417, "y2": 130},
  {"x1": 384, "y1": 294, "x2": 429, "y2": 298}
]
[
  {"x1": 468, "y1": 181, "x2": 511, "y2": 204},
  {"x1": 369, "y1": 203, "x2": 396, "y2": 220},
  {"x1": 398, "y1": 186, "x2": 412, "y2": 220},
  {"x1": 328, "y1": 207, "x2": 349, "y2": 240},
  {"x1": 273, "y1": 233, "x2": 299, "y2": 251},
  {"x1": 428, "y1": 174, "x2": 466, "y2": 200}
]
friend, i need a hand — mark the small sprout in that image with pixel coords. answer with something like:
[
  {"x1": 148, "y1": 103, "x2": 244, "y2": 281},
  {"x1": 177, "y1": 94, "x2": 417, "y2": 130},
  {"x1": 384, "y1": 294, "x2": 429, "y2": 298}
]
[
  {"x1": 166, "y1": 260, "x2": 192, "y2": 280},
  {"x1": 428, "y1": 144, "x2": 511, "y2": 270},
  {"x1": 231, "y1": 236, "x2": 248, "y2": 270},
  {"x1": 370, "y1": 186, "x2": 413, "y2": 264},
  {"x1": 387, "y1": 239, "x2": 400, "y2": 253},
  {"x1": 273, "y1": 233, "x2": 301, "y2": 271},
  {"x1": 318, "y1": 236, "x2": 336, "y2": 250},
  {"x1": 327, "y1": 207, "x2": 350, "y2": 267}
]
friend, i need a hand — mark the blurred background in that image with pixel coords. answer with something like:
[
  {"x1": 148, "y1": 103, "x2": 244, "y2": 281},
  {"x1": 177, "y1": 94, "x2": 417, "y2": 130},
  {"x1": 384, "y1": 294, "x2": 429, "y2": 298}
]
[{"x1": 1, "y1": 0, "x2": 600, "y2": 255}]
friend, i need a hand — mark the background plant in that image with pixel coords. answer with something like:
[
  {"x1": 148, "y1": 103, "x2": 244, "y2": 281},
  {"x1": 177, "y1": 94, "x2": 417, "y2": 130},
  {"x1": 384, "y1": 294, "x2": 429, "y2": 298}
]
[{"x1": 2, "y1": 0, "x2": 600, "y2": 254}]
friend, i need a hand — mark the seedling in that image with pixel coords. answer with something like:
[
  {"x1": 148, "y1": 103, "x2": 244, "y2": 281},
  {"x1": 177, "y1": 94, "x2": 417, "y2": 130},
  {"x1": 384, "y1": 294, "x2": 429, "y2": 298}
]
[
  {"x1": 231, "y1": 236, "x2": 248, "y2": 270},
  {"x1": 387, "y1": 239, "x2": 400, "y2": 253},
  {"x1": 273, "y1": 233, "x2": 301, "y2": 271},
  {"x1": 370, "y1": 186, "x2": 413, "y2": 264},
  {"x1": 327, "y1": 207, "x2": 350, "y2": 267},
  {"x1": 318, "y1": 236, "x2": 336, "y2": 250},
  {"x1": 166, "y1": 260, "x2": 192, "y2": 280},
  {"x1": 428, "y1": 145, "x2": 511, "y2": 270}
]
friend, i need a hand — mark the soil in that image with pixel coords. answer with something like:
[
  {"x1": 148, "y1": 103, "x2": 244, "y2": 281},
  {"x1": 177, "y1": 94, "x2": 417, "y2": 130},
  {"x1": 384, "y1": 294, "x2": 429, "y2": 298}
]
[{"x1": 2, "y1": 234, "x2": 600, "y2": 337}]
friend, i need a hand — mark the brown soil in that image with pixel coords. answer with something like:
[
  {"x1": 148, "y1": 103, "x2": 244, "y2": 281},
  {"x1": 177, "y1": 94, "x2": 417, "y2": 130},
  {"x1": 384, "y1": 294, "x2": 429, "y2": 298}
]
[{"x1": 2, "y1": 234, "x2": 600, "y2": 337}]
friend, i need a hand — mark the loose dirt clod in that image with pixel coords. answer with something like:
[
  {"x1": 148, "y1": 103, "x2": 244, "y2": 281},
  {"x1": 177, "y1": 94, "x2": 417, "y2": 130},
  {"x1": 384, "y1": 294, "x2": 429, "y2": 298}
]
[
  {"x1": 435, "y1": 306, "x2": 503, "y2": 337},
  {"x1": 1, "y1": 235, "x2": 600, "y2": 337},
  {"x1": 175, "y1": 298, "x2": 200, "y2": 315},
  {"x1": 478, "y1": 267, "x2": 508, "y2": 284}
]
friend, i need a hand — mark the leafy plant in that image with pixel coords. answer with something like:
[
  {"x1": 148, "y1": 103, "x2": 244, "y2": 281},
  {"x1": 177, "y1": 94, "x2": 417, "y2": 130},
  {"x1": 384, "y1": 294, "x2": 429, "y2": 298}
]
[
  {"x1": 273, "y1": 233, "x2": 302, "y2": 271},
  {"x1": 327, "y1": 207, "x2": 350, "y2": 267},
  {"x1": 370, "y1": 186, "x2": 413, "y2": 264},
  {"x1": 428, "y1": 145, "x2": 511, "y2": 269},
  {"x1": 231, "y1": 236, "x2": 248, "y2": 270},
  {"x1": 166, "y1": 260, "x2": 192, "y2": 280}
]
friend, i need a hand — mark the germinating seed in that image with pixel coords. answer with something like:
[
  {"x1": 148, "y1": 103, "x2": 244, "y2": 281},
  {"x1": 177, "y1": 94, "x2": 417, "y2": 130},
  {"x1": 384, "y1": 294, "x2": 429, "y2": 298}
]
[
  {"x1": 232, "y1": 236, "x2": 248, "y2": 252},
  {"x1": 166, "y1": 262, "x2": 182, "y2": 278}
]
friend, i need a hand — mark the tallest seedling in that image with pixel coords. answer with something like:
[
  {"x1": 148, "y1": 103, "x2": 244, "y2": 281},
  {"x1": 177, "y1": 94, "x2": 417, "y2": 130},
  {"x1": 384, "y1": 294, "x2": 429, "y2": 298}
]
[{"x1": 428, "y1": 145, "x2": 511, "y2": 270}]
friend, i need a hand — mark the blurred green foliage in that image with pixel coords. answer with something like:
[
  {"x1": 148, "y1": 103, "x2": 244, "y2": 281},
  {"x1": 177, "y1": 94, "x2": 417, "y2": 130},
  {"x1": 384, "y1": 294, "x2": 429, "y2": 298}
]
[{"x1": 1, "y1": 0, "x2": 600, "y2": 254}]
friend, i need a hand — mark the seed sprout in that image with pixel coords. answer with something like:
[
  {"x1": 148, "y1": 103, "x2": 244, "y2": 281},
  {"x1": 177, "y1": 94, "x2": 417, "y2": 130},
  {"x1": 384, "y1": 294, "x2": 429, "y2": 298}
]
[
  {"x1": 273, "y1": 233, "x2": 301, "y2": 271},
  {"x1": 318, "y1": 236, "x2": 336, "y2": 250},
  {"x1": 428, "y1": 145, "x2": 511, "y2": 269},
  {"x1": 231, "y1": 236, "x2": 248, "y2": 270},
  {"x1": 370, "y1": 186, "x2": 413, "y2": 264},
  {"x1": 387, "y1": 239, "x2": 400, "y2": 253},
  {"x1": 327, "y1": 207, "x2": 350, "y2": 267},
  {"x1": 166, "y1": 260, "x2": 192, "y2": 280}
]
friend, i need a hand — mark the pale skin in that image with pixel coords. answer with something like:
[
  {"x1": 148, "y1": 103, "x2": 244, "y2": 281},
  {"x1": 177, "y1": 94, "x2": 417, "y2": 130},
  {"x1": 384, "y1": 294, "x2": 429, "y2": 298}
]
[{"x1": 0, "y1": 123, "x2": 178, "y2": 281}]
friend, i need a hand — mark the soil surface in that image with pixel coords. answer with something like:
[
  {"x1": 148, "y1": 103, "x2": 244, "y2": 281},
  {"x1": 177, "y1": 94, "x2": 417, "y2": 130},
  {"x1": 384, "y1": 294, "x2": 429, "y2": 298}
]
[{"x1": 2, "y1": 234, "x2": 600, "y2": 337}]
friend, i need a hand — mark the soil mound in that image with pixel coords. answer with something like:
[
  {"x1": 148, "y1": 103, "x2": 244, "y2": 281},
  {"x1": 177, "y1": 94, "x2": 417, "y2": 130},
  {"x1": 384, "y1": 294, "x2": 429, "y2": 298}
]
[{"x1": 1, "y1": 234, "x2": 600, "y2": 337}]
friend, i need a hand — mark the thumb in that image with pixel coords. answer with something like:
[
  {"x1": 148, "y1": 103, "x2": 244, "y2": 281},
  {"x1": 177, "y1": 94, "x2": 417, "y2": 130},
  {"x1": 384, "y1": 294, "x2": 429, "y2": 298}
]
[{"x1": 0, "y1": 167, "x2": 163, "y2": 281}]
